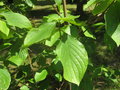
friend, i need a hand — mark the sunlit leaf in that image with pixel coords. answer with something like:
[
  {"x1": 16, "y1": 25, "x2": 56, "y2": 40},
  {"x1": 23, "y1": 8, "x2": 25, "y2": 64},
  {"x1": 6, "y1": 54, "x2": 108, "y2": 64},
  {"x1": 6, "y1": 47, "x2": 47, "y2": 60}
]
[
  {"x1": 55, "y1": 73, "x2": 62, "y2": 82},
  {"x1": 81, "y1": 26, "x2": 96, "y2": 39},
  {"x1": 54, "y1": 0, "x2": 62, "y2": 6},
  {"x1": 8, "y1": 48, "x2": 28, "y2": 66},
  {"x1": 0, "y1": 69, "x2": 11, "y2": 90},
  {"x1": 56, "y1": 36, "x2": 88, "y2": 85},
  {"x1": 84, "y1": 0, "x2": 96, "y2": 10},
  {"x1": 24, "y1": 22, "x2": 56, "y2": 47},
  {"x1": 9, "y1": 54, "x2": 23, "y2": 66},
  {"x1": 20, "y1": 85, "x2": 29, "y2": 90},
  {"x1": 34, "y1": 69, "x2": 48, "y2": 82},
  {"x1": 0, "y1": 11, "x2": 32, "y2": 29},
  {"x1": 0, "y1": 1, "x2": 4, "y2": 6},
  {"x1": 25, "y1": 0, "x2": 34, "y2": 7},
  {"x1": 45, "y1": 31, "x2": 60, "y2": 47},
  {"x1": 0, "y1": 20, "x2": 9, "y2": 36}
]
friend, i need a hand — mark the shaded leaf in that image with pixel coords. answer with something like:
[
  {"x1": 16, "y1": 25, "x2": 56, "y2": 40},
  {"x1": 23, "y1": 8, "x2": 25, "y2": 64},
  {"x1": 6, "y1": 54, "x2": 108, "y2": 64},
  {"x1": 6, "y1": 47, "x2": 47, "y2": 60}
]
[
  {"x1": 71, "y1": 72, "x2": 93, "y2": 90},
  {"x1": 105, "y1": 2, "x2": 120, "y2": 46},
  {"x1": 93, "y1": 0, "x2": 115, "y2": 15},
  {"x1": 104, "y1": 33, "x2": 117, "y2": 51}
]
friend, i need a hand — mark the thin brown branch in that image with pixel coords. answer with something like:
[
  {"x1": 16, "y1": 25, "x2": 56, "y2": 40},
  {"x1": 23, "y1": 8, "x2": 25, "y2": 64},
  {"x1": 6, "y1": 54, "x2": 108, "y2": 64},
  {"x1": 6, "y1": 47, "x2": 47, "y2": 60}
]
[
  {"x1": 57, "y1": 81, "x2": 65, "y2": 90},
  {"x1": 62, "y1": 0, "x2": 67, "y2": 17},
  {"x1": 48, "y1": 0, "x2": 61, "y2": 16}
]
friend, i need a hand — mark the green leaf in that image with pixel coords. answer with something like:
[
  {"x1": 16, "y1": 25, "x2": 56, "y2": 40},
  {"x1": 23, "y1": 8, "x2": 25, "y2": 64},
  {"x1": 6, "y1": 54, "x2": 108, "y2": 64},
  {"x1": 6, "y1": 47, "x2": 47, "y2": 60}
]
[
  {"x1": 70, "y1": 26, "x2": 79, "y2": 38},
  {"x1": 93, "y1": 0, "x2": 115, "y2": 15},
  {"x1": 24, "y1": 22, "x2": 56, "y2": 47},
  {"x1": 0, "y1": 69, "x2": 11, "y2": 90},
  {"x1": 8, "y1": 48, "x2": 28, "y2": 66},
  {"x1": 34, "y1": 69, "x2": 48, "y2": 82},
  {"x1": 71, "y1": 72, "x2": 93, "y2": 90},
  {"x1": 0, "y1": 20, "x2": 9, "y2": 36},
  {"x1": 59, "y1": 15, "x2": 84, "y2": 26},
  {"x1": 81, "y1": 26, "x2": 96, "y2": 39},
  {"x1": 105, "y1": 2, "x2": 120, "y2": 46},
  {"x1": 45, "y1": 31, "x2": 60, "y2": 47},
  {"x1": 8, "y1": 54, "x2": 23, "y2": 66},
  {"x1": 43, "y1": 14, "x2": 60, "y2": 22},
  {"x1": 25, "y1": 0, "x2": 34, "y2": 7},
  {"x1": 59, "y1": 15, "x2": 79, "y2": 22},
  {"x1": 54, "y1": 0, "x2": 62, "y2": 6},
  {"x1": 84, "y1": 0, "x2": 97, "y2": 10},
  {"x1": 0, "y1": 31, "x2": 13, "y2": 39},
  {"x1": 104, "y1": 33, "x2": 117, "y2": 51},
  {"x1": 54, "y1": 0, "x2": 62, "y2": 10},
  {"x1": 0, "y1": 43, "x2": 11, "y2": 51},
  {"x1": 0, "y1": 11, "x2": 32, "y2": 29},
  {"x1": 55, "y1": 73, "x2": 62, "y2": 82},
  {"x1": 0, "y1": 2, "x2": 4, "y2": 6},
  {"x1": 79, "y1": 72, "x2": 93, "y2": 90},
  {"x1": 56, "y1": 36, "x2": 88, "y2": 85},
  {"x1": 20, "y1": 85, "x2": 29, "y2": 90},
  {"x1": 61, "y1": 25, "x2": 71, "y2": 35},
  {"x1": 19, "y1": 48, "x2": 28, "y2": 60}
]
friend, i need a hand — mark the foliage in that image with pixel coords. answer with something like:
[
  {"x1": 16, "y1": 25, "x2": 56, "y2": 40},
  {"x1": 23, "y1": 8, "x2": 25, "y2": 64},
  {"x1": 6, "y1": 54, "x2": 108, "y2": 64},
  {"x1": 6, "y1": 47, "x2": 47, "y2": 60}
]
[{"x1": 0, "y1": 0, "x2": 120, "y2": 89}]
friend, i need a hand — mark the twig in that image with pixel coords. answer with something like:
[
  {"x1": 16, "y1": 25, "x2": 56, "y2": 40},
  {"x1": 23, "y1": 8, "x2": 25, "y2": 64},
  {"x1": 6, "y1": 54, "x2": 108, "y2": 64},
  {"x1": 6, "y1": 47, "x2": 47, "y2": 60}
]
[
  {"x1": 69, "y1": 83, "x2": 72, "y2": 90},
  {"x1": 28, "y1": 54, "x2": 35, "y2": 71},
  {"x1": 5, "y1": 5, "x2": 12, "y2": 12},
  {"x1": 48, "y1": 0, "x2": 61, "y2": 16},
  {"x1": 62, "y1": 0, "x2": 67, "y2": 17},
  {"x1": 52, "y1": 4, "x2": 61, "y2": 16},
  {"x1": 57, "y1": 81, "x2": 65, "y2": 90}
]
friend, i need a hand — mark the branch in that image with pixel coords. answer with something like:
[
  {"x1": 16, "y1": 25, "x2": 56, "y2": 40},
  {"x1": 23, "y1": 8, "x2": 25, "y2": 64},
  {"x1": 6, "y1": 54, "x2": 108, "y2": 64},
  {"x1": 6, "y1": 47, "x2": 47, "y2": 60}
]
[
  {"x1": 62, "y1": 0, "x2": 67, "y2": 17},
  {"x1": 48, "y1": 0, "x2": 61, "y2": 16}
]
